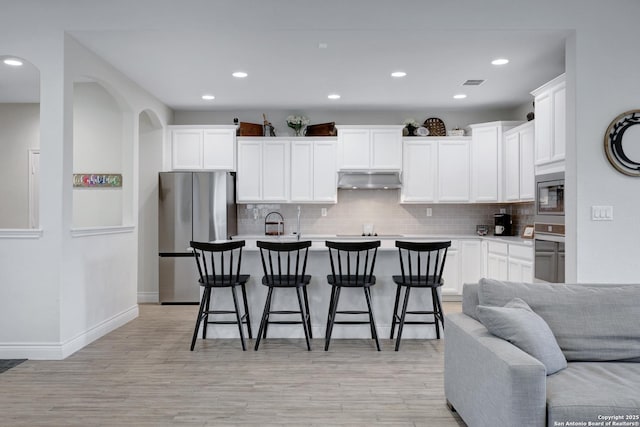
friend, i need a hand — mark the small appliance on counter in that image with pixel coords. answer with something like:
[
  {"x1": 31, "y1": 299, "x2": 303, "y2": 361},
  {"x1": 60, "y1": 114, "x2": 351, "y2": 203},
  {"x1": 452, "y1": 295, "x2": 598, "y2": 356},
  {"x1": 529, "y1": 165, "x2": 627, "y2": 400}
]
[
  {"x1": 494, "y1": 213, "x2": 512, "y2": 236},
  {"x1": 476, "y1": 225, "x2": 489, "y2": 236}
]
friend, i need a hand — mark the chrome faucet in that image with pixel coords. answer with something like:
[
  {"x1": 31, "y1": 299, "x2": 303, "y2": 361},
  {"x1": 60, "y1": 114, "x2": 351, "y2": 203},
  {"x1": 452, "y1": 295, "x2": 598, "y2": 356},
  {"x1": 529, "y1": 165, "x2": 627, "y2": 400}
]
[{"x1": 296, "y1": 205, "x2": 301, "y2": 240}]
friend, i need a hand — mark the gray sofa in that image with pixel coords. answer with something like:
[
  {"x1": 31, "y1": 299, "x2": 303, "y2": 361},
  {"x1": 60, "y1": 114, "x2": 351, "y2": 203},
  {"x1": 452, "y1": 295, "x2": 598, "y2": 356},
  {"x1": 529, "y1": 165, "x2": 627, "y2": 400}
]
[{"x1": 444, "y1": 278, "x2": 640, "y2": 427}]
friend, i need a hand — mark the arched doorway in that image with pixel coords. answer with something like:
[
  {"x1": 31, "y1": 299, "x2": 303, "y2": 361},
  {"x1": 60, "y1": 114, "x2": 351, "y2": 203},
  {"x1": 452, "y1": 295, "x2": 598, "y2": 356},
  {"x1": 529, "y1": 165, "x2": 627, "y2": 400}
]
[
  {"x1": 137, "y1": 109, "x2": 164, "y2": 303},
  {"x1": 0, "y1": 55, "x2": 40, "y2": 229}
]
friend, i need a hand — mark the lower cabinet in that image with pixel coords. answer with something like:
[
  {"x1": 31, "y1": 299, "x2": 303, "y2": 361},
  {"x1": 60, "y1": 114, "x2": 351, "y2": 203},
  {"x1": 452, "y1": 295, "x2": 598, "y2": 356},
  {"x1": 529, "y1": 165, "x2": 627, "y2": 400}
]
[
  {"x1": 442, "y1": 239, "x2": 482, "y2": 297},
  {"x1": 507, "y1": 245, "x2": 534, "y2": 282},
  {"x1": 485, "y1": 240, "x2": 533, "y2": 282}
]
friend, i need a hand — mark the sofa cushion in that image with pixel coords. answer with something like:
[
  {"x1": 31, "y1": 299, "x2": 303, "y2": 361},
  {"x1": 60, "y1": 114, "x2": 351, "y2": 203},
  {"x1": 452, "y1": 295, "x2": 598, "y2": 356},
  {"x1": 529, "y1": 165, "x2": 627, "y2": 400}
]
[
  {"x1": 462, "y1": 282, "x2": 480, "y2": 321},
  {"x1": 478, "y1": 278, "x2": 640, "y2": 362},
  {"x1": 477, "y1": 298, "x2": 567, "y2": 375},
  {"x1": 547, "y1": 362, "x2": 640, "y2": 425}
]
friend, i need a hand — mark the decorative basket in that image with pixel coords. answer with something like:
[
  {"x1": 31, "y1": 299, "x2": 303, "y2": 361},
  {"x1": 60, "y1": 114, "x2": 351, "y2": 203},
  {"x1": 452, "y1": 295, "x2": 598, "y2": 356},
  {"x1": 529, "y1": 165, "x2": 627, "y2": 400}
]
[
  {"x1": 237, "y1": 122, "x2": 264, "y2": 136},
  {"x1": 305, "y1": 122, "x2": 337, "y2": 137},
  {"x1": 423, "y1": 117, "x2": 447, "y2": 137},
  {"x1": 449, "y1": 129, "x2": 465, "y2": 137}
]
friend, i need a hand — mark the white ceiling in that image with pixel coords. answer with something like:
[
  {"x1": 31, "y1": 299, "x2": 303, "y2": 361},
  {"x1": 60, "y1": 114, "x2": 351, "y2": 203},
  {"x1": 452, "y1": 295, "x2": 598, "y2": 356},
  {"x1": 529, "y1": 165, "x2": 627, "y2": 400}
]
[{"x1": 2, "y1": 2, "x2": 567, "y2": 111}]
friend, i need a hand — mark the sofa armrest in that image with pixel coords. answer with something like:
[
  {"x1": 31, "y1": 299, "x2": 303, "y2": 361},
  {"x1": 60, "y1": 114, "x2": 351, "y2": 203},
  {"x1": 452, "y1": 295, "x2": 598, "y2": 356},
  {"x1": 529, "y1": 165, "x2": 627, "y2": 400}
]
[{"x1": 444, "y1": 313, "x2": 547, "y2": 427}]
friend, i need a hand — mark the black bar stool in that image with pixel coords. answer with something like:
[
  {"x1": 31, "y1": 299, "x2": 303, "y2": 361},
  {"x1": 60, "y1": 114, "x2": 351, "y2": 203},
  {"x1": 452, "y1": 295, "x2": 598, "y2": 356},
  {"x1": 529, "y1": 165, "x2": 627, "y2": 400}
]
[
  {"x1": 324, "y1": 240, "x2": 381, "y2": 351},
  {"x1": 391, "y1": 240, "x2": 451, "y2": 351},
  {"x1": 189, "y1": 240, "x2": 252, "y2": 351},
  {"x1": 254, "y1": 240, "x2": 313, "y2": 351}
]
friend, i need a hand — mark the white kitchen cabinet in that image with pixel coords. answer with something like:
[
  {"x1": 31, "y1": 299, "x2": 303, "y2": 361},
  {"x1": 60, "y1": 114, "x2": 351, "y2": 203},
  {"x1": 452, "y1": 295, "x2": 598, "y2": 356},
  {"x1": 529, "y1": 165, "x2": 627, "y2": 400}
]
[
  {"x1": 469, "y1": 121, "x2": 522, "y2": 202},
  {"x1": 504, "y1": 121, "x2": 535, "y2": 201},
  {"x1": 460, "y1": 240, "x2": 482, "y2": 285},
  {"x1": 484, "y1": 240, "x2": 534, "y2": 283},
  {"x1": 236, "y1": 138, "x2": 290, "y2": 202},
  {"x1": 486, "y1": 241, "x2": 509, "y2": 281},
  {"x1": 507, "y1": 244, "x2": 534, "y2": 283},
  {"x1": 438, "y1": 139, "x2": 471, "y2": 202},
  {"x1": 531, "y1": 74, "x2": 566, "y2": 174},
  {"x1": 236, "y1": 140, "x2": 262, "y2": 202},
  {"x1": 441, "y1": 242, "x2": 460, "y2": 296},
  {"x1": 400, "y1": 139, "x2": 437, "y2": 203},
  {"x1": 169, "y1": 126, "x2": 236, "y2": 170},
  {"x1": 337, "y1": 125, "x2": 403, "y2": 171},
  {"x1": 291, "y1": 140, "x2": 337, "y2": 203},
  {"x1": 442, "y1": 239, "x2": 482, "y2": 297}
]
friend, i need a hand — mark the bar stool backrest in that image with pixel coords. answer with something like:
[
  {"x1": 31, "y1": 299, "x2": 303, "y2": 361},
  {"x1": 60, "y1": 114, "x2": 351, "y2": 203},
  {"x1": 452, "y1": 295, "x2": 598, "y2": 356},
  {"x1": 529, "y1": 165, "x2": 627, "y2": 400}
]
[
  {"x1": 256, "y1": 240, "x2": 312, "y2": 286},
  {"x1": 190, "y1": 240, "x2": 245, "y2": 286},
  {"x1": 395, "y1": 241, "x2": 451, "y2": 286},
  {"x1": 325, "y1": 240, "x2": 381, "y2": 286}
]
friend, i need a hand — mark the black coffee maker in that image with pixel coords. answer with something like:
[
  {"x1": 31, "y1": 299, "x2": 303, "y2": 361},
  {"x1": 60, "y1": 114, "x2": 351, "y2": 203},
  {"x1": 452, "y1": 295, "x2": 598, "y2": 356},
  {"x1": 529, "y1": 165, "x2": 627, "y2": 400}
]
[{"x1": 494, "y1": 213, "x2": 512, "y2": 236}]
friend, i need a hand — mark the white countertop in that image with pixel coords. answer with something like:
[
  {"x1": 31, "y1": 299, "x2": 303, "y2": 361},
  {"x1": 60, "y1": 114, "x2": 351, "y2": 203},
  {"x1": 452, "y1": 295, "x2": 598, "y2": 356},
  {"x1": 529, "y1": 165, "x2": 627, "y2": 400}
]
[{"x1": 231, "y1": 233, "x2": 533, "y2": 249}]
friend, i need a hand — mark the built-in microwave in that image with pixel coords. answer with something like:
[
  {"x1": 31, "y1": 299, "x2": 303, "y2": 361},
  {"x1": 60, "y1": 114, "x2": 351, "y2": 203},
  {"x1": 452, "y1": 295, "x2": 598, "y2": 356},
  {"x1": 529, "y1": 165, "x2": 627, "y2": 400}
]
[{"x1": 535, "y1": 172, "x2": 564, "y2": 222}]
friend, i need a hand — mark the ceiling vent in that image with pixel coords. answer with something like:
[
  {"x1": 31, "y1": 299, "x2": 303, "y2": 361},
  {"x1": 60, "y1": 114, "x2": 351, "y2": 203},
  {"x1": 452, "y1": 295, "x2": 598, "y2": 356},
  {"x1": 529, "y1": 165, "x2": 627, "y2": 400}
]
[{"x1": 462, "y1": 79, "x2": 485, "y2": 86}]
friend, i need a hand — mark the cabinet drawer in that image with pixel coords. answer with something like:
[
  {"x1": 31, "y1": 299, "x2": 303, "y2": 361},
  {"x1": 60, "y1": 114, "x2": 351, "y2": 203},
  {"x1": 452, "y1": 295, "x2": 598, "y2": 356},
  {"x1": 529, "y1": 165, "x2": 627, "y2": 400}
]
[
  {"x1": 509, "y1": 244, "x2": 533, "y2": 261},
  {"x1": 487, "y1": 241, "x2": 508, "y2": 256}
]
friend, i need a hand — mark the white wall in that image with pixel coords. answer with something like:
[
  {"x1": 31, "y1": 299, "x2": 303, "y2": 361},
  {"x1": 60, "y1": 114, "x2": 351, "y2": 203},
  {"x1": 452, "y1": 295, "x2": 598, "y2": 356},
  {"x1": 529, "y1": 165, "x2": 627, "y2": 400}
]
[
  {"x1": 137, "y1": 110, "x2": 163, "y2": 302},
  {"x1": 72, "y1": 82, "x2": 124, "y2": 227},
  {"x1": 173, "y1": 107, "x2": 524, "y2": 134},
  {"x1": 0, "y1": 103, "x2": 39, "y2": 228}
]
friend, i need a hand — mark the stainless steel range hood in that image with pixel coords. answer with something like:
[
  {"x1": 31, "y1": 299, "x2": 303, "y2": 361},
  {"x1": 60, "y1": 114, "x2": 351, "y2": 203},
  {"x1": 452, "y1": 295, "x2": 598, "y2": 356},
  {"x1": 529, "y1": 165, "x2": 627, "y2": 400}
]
[{"x1": 337, "y1": 171, "x2": 402, "y2": 189}]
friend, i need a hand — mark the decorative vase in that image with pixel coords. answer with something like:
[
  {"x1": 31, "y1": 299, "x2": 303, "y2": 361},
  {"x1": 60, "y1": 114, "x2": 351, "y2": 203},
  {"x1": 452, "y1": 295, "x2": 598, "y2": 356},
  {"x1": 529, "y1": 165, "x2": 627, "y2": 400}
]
[
  {"x1": 294, "y1": 127, "x2": 302, "y2": 136},
  {"x1": 405, "y1": 125, "x2": 416, "y2": 136}
]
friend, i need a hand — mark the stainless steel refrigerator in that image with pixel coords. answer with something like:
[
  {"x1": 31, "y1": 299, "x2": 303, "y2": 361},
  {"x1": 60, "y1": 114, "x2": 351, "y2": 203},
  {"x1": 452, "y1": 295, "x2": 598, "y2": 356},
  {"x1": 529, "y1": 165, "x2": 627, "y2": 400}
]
[{"x1": 158, "y1": 171, "x2": 237, "y2": 304}]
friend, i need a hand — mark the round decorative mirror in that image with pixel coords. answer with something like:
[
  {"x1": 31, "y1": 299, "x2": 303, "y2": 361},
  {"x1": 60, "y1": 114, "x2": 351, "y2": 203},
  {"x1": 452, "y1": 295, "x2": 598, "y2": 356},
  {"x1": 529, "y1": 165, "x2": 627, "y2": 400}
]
[{"x1": 604, "y1": 109, "x2": 640, "y2": 176}]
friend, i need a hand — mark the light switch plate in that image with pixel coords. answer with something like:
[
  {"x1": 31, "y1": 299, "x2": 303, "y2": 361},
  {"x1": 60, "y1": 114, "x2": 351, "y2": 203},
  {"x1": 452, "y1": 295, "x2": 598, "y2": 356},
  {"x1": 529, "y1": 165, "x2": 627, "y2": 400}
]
[
  {"x1": 426, "y1": 208, "x2": 433, "y2": 217},
  {"x1": 591, "y1": 205, "x2": 613, "y2": 221}
]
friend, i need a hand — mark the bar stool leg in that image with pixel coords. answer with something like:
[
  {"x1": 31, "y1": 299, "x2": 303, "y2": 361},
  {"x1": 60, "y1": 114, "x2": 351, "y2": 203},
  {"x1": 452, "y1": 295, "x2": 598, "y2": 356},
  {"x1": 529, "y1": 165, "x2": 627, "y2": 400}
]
[
  {"x1": 296, "y1": 287, "x2": 312, "y2": 351},
  {"x1": 254, "y1": 287, "x2": 274, "y2": 351},
  {"x1": 432, "y1": 287, "x2": 441, "y2": 339},
  {"x1": 324, "y1": 286, "x2": 337, "y2": 346},
  {"x1": 230, "y1": 285, "x2": 247, "y2": 351},
  {"x1": 202, "y1": 287, "x2": 212, "y2": 339},
  {"x1": 363, "y1": 287, "x2": 381, "y2": 351},
  {"x1": 395, "y1": 286, "x2": 412, "y2": 351},
  {"x1": 302, "y1": 286, "x2": 313, "y2": 339},
  {"x1": 324, "y1": 286, "x2": 341, "y2": 351},
  {"x1": 191, "y1": 286, "x2": 210, "y2": 351},
  {"x1": 390, "y1": 285, "x2": 402, "y2": 339},
  {"x1": 240, "y1": 283, "x2": 253, "y2": 339}
]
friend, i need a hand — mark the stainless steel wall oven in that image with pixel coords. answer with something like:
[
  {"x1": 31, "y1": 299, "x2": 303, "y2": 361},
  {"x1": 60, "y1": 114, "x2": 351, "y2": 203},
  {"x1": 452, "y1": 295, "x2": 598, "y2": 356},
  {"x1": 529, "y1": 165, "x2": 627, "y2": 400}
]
[{"x1": 534, "y1": 172, "x2": 565, "y2": 283}]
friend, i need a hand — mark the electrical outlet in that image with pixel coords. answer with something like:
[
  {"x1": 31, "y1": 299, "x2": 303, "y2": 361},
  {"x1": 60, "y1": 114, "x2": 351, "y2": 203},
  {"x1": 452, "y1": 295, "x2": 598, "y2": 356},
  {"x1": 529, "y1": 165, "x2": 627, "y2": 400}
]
[
  {"x1": 499, "y1": 208, "x2": 507, "y2": 214},
  {"x1": 321, "y1": 208, "x2": 327, "y2": 217},
  {"x1": 426, "y1": 208, "x2": 432, "y2": 217}
]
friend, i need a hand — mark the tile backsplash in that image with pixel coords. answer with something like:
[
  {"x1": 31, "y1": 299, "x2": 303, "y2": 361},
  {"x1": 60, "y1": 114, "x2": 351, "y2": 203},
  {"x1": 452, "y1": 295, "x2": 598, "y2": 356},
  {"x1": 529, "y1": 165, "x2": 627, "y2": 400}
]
[{"x1": 237, "y1": 189, "x2": 534, "y2": 237}]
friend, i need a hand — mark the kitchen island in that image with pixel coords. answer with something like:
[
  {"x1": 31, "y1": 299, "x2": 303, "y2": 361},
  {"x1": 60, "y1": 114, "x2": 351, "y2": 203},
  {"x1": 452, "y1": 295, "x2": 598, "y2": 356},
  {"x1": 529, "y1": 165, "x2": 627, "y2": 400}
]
[{"x1": 193, "y1": 234, "x2": 532, "y2": 341}]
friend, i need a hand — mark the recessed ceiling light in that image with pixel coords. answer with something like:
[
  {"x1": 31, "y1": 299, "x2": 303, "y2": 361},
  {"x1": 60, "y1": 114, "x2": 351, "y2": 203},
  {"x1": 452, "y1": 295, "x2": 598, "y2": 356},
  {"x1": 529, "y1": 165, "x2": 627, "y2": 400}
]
[
  {"x1": 328, "y1": 94, "x2": 341, "y2": 100},
  {"x1": 491, "y1": 58, "x2": 509, "y2": 65},
  {"x1": 201, "y1": 94, "x2": 215, "y2": 100},
  {"x1": 391, "y1": 71, "x2": 407, "y2": 78},
  {"x1": 3, "y1": 58, "x2": 23, "y2": 66},
  {"x1": 453, "y1": 94, "x2": 467, "y2": 99},
  {"x1": 232, "y1": 71, "x2": 248, "y2": 78}
]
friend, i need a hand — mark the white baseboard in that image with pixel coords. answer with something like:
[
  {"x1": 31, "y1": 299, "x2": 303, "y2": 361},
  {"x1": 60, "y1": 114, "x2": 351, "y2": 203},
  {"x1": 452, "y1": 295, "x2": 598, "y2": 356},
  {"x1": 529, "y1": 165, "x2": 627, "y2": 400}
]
[
  {"x1": 137, "y1": 291, "x2": 159, "y2": 303},
  {"x1": 0, "y1": 305, "x2": 139, "y2": 360}
]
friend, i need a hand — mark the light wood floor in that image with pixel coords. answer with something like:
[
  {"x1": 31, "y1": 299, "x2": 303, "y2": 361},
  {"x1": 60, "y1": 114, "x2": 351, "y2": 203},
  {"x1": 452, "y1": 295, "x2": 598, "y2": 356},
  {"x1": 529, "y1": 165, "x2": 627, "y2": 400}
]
[{"x1": 0, "y1": 302, "x2": 465, "y2": 426}]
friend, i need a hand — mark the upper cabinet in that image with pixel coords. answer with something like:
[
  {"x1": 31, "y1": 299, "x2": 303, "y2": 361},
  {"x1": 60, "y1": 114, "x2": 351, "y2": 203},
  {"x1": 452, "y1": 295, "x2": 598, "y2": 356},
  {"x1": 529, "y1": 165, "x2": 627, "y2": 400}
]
[
  {"x1": 469, "y1": 121, "x2": 522, "y2": 202},
  {"x1": 337, "y1": 125, "x2": 403, "y2": 171},
  {"x1": 503, "y1": 121, "x2": 535, "y2": 202},
  {"x1": 291, "y1": 140, "x2": 338, "y2": 203},
  {"x1": 237, "y1": 137, "x2": 337, "y2": 204},
  {"x1": 400, "y1": 137, "x2": 471, "y2": 203},
  {"x1": 169, "y1": 125, "x2": 237, "y2": 171},
  {"x1": 531, "y1": 74, "x2": 566, "y2": 174},
  {"x1": 237, "y1": 138, "x2": 290, "y2": 203}
]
